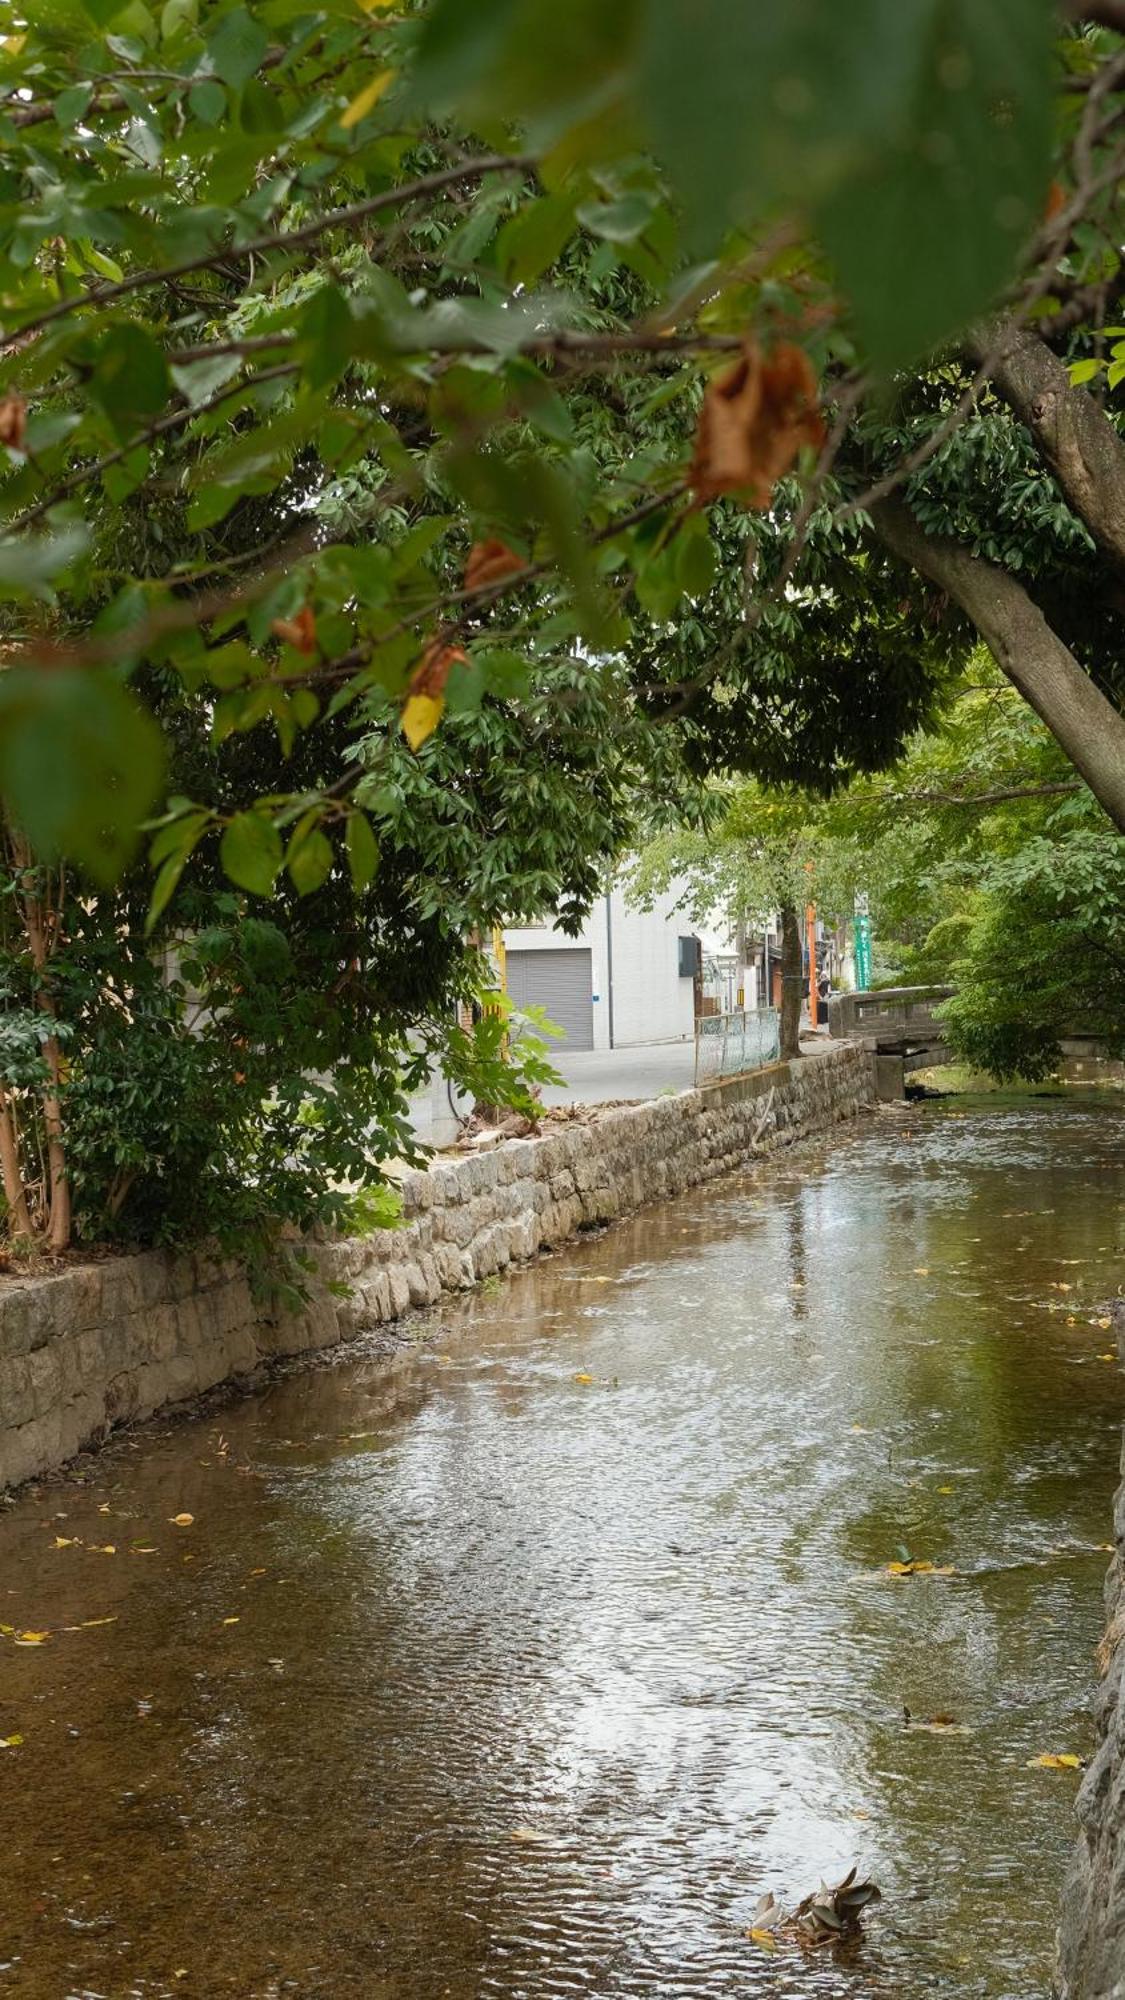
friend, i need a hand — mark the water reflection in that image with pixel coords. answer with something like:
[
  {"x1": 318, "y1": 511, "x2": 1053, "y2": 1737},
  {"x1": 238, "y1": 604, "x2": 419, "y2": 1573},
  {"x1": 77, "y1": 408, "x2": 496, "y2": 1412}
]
[{"x1": 0, "y1": 1099, "x2": 1122, "y2": 1998}]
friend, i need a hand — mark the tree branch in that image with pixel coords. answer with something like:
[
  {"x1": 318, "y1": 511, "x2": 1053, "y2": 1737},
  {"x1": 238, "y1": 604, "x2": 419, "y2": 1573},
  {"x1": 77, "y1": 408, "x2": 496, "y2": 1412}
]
[
  {"x1": 892, "y1": 780, "x2": 1084, "y2": 807},
  {"x1": 0, "y1": 152, "x2": 536, "y2": 355},
  {"x1": 869, "y1": 495, "x2": 1125, "y2": 831}
]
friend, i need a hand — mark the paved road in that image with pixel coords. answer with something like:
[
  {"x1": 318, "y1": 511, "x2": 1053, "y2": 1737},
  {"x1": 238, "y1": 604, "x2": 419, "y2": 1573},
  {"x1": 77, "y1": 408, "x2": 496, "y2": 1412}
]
[{"x1": 410, "y1": 1030, "x2": 833, "y2": 1145}]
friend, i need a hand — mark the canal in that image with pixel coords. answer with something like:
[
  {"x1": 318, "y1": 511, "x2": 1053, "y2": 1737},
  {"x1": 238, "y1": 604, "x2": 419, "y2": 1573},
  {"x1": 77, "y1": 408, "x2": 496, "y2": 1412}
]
[{"x1": 1, "y1": 1098, "x2": 1123, "y2": 1998}]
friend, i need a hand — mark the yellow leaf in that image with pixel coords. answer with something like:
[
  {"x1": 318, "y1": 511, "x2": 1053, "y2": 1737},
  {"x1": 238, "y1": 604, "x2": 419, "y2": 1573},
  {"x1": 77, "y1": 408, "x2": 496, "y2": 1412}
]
[
  {"x1": 222, "y1": 1616, "x2": 240, "y2": 1626},
  {"x1": 53, "y1": 1536, "x2": 76, "y2": 1548},
  {"x1": 90, "y1": 1543, "x2": 116, "y2": 1555},
  {"x1": 169, "y1": 1513, "x2": 194, "y2": 1526},
  {"x1": 0, "y1": 1734, "x2": 23, "y2": 1748},
  {"x1": 98, "y1": 1503, "x2": 111, "y2": 1514},
  {"x1": 573, "y1": 1372, "x2": 594, "y2": 1385},
  {"x1": 132, "y1": 1546, "x2": 158, "y2": 1555},
  {"x1": 936, "y1": 1485, "x2": 954, "y2": 1495},
  {"x1": 14, "y1": 1631, "x2": 48, "y2": 1645},
  {"x1": 340, "y1": 69, "x2": 393, "y2": 128},
  {"x1": 401, "y1": 692, "x2": 444, "y2": 751},
  {"x1": 747, "y1": 1928, "x2": 777, "y2": 1952},
  {"x1": 80, "y1": 1616, "x2": 118, "y2": 1629},
  {"x1": 1027, "y1": 1752, "x2": 1082, "y2": 1770},
  {"x1": 1098, "y1": 1317, "x2": 1113, "y2": 1329},
  {"x1": 1100, "y1": 1353, "x2": 1117, "y2": 1363}
]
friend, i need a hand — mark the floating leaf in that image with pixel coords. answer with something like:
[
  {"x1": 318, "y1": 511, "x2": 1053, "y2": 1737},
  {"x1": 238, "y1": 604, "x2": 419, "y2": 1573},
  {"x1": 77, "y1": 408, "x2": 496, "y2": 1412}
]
[
  {"x1": 572, "y1": 1372, "x2": 595, "y2": 1384},
  {"x1": 1027, "y1": 1752, "x2": 1082, "y2": 1770},
  {"x1": 0, "y1": 1734, "x2": 23, "y2": 1748},
  {"x1": 14, "y1": 1631, "x2": 49, "y2": 1645},
  {"x1": 169, "y1": 1512, "x2": 195, "y2": 1526},
  {"x1": 221, "y1": 1616, "x2": 240, "y2": 1626},
  {"x1": 747, "y1": 1927, "x2": 777, "y2": 1952}
]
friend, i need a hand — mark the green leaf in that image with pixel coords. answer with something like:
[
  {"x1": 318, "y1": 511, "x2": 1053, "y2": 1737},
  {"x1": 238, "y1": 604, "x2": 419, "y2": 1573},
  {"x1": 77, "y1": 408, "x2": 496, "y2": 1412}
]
[
  {"x1": 145, "y1": 852, "x2": 187, "y2": 933},
  {"x1": 0, "y1": 670, "x2": 166, "y2": 885},
  {"x1": 55, "y1": 85, "x2": 93, "y2": 129},
  {"x1": 1068, "y1": 357, "x2": 1103, "y2": 386},
  {"x1": 92, "y1": 322, "x2": 170, "y2": 436},
  {"x1": 495, "y1": 192, "x2": 577, "y2": 286},
  {"x1": 286, "y1": 823, "x2": 334, "y2": 895},
  {"x1": 188, "y1": 79, "x2": 227, "y2": 123},
  {"x1": 345, "y1": 810, "x2": 380, "y2": 892},
  {"x1": 575, "y1": 190, "x2": 657, "y2": 243},
  {"x1": 220, "y1": 810, "x2": 282, "y2": 896},
  {"x1": 208, "y1": 5, "x2": 268, "y2": 90},
  {"x1": 815, "y1": 0, "x2": 1055, "y2": 364}
]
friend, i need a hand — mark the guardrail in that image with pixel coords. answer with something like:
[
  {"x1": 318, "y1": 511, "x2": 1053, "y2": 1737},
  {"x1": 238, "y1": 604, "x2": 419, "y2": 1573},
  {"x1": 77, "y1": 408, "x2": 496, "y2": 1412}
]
[{"x1": 695, "y1": 1007, "x2": 781, "y2": 1086}]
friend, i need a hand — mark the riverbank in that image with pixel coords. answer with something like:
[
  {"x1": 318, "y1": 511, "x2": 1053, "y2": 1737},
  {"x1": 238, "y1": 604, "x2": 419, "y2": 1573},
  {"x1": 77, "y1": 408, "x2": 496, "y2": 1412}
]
[
  {"x1": 0, "y1": 1042, "x2": 873, "y2": 1493},
  {"x1": 1056, "y1": 1297, "x2": 1125, "y2": 2000}
]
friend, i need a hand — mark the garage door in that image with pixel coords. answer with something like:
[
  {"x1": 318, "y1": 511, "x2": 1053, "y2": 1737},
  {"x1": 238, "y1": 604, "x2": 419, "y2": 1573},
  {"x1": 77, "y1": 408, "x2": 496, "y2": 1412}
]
[{"x1": 506, "y1": 948, "x2": 594, "y2": 1049}]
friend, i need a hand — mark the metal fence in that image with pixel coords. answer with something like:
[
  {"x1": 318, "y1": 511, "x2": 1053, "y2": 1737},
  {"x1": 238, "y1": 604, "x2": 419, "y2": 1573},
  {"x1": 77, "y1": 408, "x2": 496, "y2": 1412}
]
[{"x1": 694, "y1": 1007, "x2": 781, "y2": 1085}]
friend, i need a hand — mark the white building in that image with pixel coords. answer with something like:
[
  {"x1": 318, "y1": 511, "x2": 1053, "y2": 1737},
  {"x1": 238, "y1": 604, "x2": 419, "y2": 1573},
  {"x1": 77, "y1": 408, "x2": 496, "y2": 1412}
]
[{"x1": 503, "y1": 883, "x2": 732, "y2": 1050}]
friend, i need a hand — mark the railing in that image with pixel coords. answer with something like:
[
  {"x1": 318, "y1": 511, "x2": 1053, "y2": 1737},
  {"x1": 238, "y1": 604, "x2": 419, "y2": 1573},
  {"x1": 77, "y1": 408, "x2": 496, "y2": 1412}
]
[{"x1": 695, "y1": 1007, "x2": 781, "y2": 1086}]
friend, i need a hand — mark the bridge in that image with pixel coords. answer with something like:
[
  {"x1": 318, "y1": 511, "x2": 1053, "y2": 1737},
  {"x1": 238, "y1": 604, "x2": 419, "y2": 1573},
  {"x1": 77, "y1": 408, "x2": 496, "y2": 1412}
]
[
  {"x1": 828, "y1": 986, "x2": 954, "y2": 1099},
  {"x1": 828, "y1": 986, "x2": 1113, "y2": 1099}
]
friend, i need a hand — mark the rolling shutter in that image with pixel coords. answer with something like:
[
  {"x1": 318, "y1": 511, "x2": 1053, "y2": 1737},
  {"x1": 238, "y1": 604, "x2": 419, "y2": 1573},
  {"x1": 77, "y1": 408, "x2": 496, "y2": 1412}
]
[{"x1": 506, "y1": 947, "x2": 594, "y2": 1049}]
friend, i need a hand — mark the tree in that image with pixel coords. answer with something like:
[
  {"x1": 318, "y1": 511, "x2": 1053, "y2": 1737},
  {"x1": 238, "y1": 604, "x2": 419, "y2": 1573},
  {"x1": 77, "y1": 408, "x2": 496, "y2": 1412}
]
[
  {"x1": 1, "y1": 0, "x2": 1124, "y2": 1249},
  {"x1": 628, "y1": 788, "x2": 871, "y2": 1058}
]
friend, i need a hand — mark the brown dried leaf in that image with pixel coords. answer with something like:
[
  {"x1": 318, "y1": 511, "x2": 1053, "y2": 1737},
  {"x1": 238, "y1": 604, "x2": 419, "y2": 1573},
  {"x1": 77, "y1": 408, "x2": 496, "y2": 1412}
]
[
  {"x1": 0, "y1": 394, "x2": 27, "y2": 453},
  {"x1": 464, "y1": 539, "x2": 525, "y2": 594},
  {"x1": 270, "y1": 606, "x2": 317, "y2": 655},
  {"x1": 690, "y1": 342, "x2": 825, "y2": 508}
]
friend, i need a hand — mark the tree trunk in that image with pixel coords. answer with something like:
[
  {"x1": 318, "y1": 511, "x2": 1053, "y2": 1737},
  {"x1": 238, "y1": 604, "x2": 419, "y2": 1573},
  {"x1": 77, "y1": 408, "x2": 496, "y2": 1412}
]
[
  {"x1": 0, "y1": 1086, "x2": 33, "y2": 1240},
  {"x1": 8, "y1": 832, "x2": 71, "y2": 1253},
  {"x1": 970, "y1": 318, "x2": 1125, "y2": 576},
  {"x1": 869, "y1": 496, "x2": 1125, "y2": 834},
  {"x1": 779, "y1": 902, "x2": 803, "y2": 1060}
]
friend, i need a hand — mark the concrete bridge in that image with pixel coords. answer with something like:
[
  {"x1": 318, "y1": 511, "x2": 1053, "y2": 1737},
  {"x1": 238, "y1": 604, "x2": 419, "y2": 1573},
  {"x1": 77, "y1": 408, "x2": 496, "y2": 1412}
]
[
  {"x1": 828, "y1": 986, "x2": 955, "y2": 1099},
  {"x1": 829, "y1": 986, "x2": 1113, "y2": 1098}
]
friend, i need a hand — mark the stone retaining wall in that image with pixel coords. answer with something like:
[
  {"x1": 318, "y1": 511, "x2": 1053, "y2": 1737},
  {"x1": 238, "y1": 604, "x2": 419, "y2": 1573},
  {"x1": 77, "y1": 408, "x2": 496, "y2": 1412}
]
[
  {"x1": 0, "y1": 1044, "x2": 872, "y2": 1492},
  {"x1": 1056, "y1": 1303, "x2": 1125, "y2": 1999}
]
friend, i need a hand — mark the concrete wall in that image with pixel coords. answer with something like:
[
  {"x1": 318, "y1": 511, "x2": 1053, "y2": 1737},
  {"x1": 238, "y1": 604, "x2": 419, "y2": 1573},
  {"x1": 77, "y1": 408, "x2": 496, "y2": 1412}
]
[
  {"x1": 1056, "y1": 1303, "x2": 1125, "y2": 1998},
  {"x1": 0, "y1": 1045, "x2": 873, "y2": 1493}
]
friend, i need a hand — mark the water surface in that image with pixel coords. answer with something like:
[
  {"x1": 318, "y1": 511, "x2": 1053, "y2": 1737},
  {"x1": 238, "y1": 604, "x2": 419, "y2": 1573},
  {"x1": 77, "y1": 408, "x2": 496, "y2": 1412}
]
[{"x1": 1, "y1": 1099, "x2": 1123, "y2": 1998}]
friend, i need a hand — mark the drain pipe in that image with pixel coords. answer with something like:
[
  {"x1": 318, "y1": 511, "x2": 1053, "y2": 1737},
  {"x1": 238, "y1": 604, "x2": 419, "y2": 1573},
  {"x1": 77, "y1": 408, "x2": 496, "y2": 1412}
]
[{"x1": 605, "y1": 890, "x2": 615, "y2": 1050}]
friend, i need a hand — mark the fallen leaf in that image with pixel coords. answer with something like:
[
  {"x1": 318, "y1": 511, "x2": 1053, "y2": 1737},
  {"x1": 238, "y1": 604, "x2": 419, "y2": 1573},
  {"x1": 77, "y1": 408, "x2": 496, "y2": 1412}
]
[
  {"x1": 0, "y1": 1734, "x2": 23, "y2": 1748},
  {"x1": 1027, "y1": 1752, "x2": 1083, "y2": 1770},
  {"x1": 14, "y1": 1631, "x2": 49, "y2": 1646},
  {"x1": 1100, "y1": 1353, "x2": 1117, "y2": 1363},
  {"x1": 690, "y1": 341, "x2": 824, "y2": 507},
  {"x1": 936, "y1": 1485, "x2": 954, "y2": 1495},
  {"x1": 907, "y1": 1715, "x2": 971, "y2": 1735},
  {"x1": 80, "y1": 1616, "x2": 118, "y2": 1629},
  {"x1": 1098, "y1": 1317, "x2": 1113, "y2": 1330},
  {"x1": 169, "y1": 1513, "x2": 194, "y2": 1527},
  {"x1": 221, "y1": 1616, "x2": 240, "y2": 1627},
  {"x1": 132, "y1": 1546, "x2": 158, "y2": 1555},
  {"x1": 572, "y1": 1372, "x2": 594, "y2": 1385},
  {"x1": 89, "y1": 1544, "x2": 116, "y2": 1555},
  {"x1": 913, "y1": 1266, "x2": 930, "y2": 1276},
  {"x1": 464, "y1": 539, "x2": 525, "y2": 594},
  {"x1": 884, "y1": 1560, "x2": 955, "y2": 1577},
  {"x1": 52, "y1": 1536, "x2": 76, "y2": 1549},
  {"x1": 747, "y1": 1927, "x2": 778, "y2": 1952}
]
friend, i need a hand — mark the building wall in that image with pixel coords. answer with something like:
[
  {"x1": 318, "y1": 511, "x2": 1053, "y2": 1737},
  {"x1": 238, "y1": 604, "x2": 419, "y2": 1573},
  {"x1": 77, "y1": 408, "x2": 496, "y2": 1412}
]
[{"x1": 504, "y1": 880, "x2": 702, "y2": 1049}]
